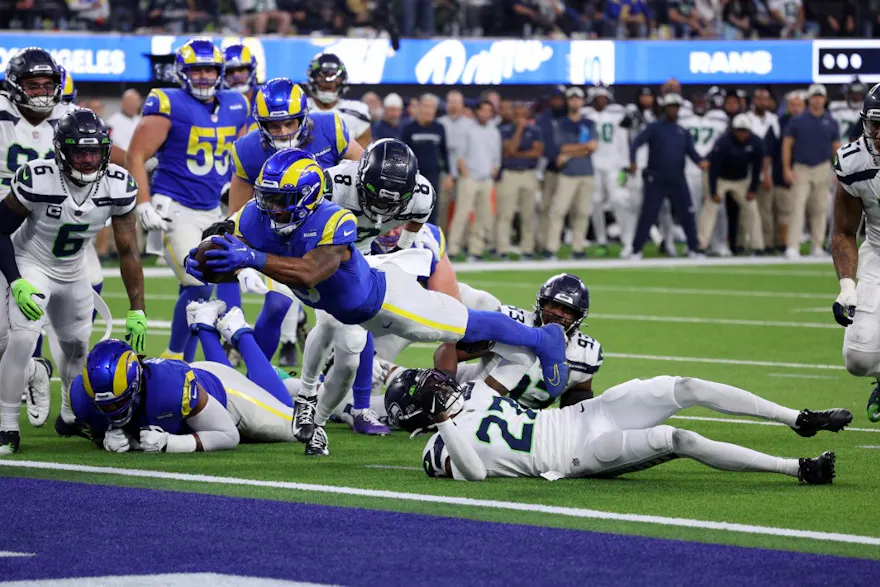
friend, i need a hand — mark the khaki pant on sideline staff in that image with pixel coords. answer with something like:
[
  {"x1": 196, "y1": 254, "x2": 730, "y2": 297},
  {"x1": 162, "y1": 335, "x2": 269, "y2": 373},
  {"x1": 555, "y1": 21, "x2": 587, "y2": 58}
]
[
  {"x1": 536, "y1": 171, "x2": 558, "y2": 253},
  {"x1": 788, "y1": 162, "x2": 831, "y2": 251},
  {"x1": 447, "y1": 177, "x2": 494, "y2": 257},
  {"x1": 756, "y1": 184, "x2": 774, "y2": 250},
  {"x1": 698, "y1": 178, "x2": 764, "y2": 251},
  {"x1": 495, "y1": 169, "x2": 538, "y2": 255},
  {"x1": 546, "y1": 174, "x2": 595, "y2": 254}
]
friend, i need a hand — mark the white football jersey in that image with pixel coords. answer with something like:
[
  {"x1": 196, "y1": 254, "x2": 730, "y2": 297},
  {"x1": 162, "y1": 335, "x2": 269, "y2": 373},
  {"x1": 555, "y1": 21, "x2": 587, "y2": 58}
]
[
  {"x1": 466, "y1": 305, "x2": 603, "y2": 410},
  {"x1": 0, "y1": 95, "x2": 77, "y2": 198},
  {"x1": 829, "y1": 100, "x2": 860, "y2": 143},
  {"x1": 308, "y1": 97, "x2": 371, "y2": 141},
  {"x1": 679, "y1": 110, "x2": 729, "y2": 174},
  {"x1": 834, "y1": 138, "x2": 880, "y2": 256},
  {"x1": 582, "y1": 103, "x2": 629, "y2": 171},
  {"x1": 324, "y1": 160, "x2": 436, "y2": 254},
  {"x1": 10, "y1": 159, "x2": 137, "y2": 282},
  {"x1": 744, "y1": 110, "x2": 780, "y2": 141},
  {"x1": 436, "y1": 388, "x2": 571, "y2": 479},
  {"x1": 768, "y1": 0, "x2": 802, "y2": 26},
  {"x1": 625, "y1": 104, "x2": 655, "y2": 169}
]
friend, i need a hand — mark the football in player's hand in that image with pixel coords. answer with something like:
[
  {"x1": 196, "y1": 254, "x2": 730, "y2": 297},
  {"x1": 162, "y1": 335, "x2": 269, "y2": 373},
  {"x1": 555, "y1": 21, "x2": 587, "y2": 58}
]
[{"x1": 193, "y1": 237, "x2": 238, "y2": 283}]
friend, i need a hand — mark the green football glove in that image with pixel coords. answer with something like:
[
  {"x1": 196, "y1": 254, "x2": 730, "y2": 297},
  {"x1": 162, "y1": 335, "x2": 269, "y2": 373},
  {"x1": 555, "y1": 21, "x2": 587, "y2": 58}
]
[
  {"x1": 617, "y1": 169, "x2": 630, "y2": 187},
  {"x1": 10, "y1": 278, "x2": 45, "y2": 321},
  {"x1": 125, "y1": 310, "x2": 147, "y2": 354}
]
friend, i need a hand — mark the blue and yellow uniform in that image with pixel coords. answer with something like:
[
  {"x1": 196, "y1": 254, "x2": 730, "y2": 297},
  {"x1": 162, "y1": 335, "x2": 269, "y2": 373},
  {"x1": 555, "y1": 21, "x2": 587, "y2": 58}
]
[
  {"x1": 70, "y1": 357, "x2": 228, "y2": 440},
  {"x1": 143, "y1": 87, "x2": 249, "y2": 209},
  {"x1": 231, "y1": 110, "x2": 351, "y2": 185},
  {"x1": 234, "y1": 199, "x2": 385, "y2": 324}
]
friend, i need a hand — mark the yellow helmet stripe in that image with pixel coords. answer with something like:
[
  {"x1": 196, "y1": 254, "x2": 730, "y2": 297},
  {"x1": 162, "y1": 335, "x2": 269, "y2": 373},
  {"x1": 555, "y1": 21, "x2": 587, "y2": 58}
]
[
  {"x1": 81, "y1": 365, "x2": 95, "y2": 399},
  {"x1": 278, "y1": 158, "x2": 319, "y2": 188},
  {"x1": 333, "y1": 113, "x2": 349, "y2": 156},
  {"x1": 112, "y1": 351, "x2": 135, "y2": 397},
  {"x1": 288, "y1": 85, "x2": 304, "y2": 116},
  {"x1": 63, "y1": 72, "x2": 74, "y2": 95},
  {"x1": 180, "y1": 44, "x2": 198, "y2": 65},
  {"x1": 241, "y1": 46, "x2": 253, "y2": 63},
  {"x1": 255, "y1": 89, "x2": 270, "y2": 118}
]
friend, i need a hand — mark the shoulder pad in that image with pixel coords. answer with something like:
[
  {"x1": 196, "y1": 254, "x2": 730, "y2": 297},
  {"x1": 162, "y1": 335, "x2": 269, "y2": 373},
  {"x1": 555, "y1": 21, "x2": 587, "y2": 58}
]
[
  {"x1": 834, "y1": 139, "x2": 879, "y2": 186},
  {"x1": 568, "y1": 333, "x2": 602, "y2": 375},
  {"x1": 144, "y1": 89, "x2": 173, "y2": 117}
]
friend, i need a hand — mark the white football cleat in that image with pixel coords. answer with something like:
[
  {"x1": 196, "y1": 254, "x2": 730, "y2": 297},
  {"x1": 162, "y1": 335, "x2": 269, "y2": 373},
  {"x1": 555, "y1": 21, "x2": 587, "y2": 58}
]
[
  {"x1": 186, "y1": 299, "x2": 226, "y2": 332},
  {"x1": 217, "y1": 307, "x2": 253, "y2": 345},
  {"x1": 26, "y1": 358, "x2": 53, "y2": 427},
  {"x1": 784, "y1": 247, "x2": 801, "y2": 261}
]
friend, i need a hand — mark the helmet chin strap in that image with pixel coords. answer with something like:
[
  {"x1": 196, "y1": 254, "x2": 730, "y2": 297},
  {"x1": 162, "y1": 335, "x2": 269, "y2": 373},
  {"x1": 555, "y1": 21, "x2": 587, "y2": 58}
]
[{"x1": 315, "y1": 90, "x2": 337, "y2": 105}]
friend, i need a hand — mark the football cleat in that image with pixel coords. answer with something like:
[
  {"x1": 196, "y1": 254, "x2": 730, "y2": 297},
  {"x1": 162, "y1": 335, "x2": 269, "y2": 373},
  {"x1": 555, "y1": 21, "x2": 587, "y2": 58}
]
[
  {"x1": 26, "y1": 357, "x2": 53, "y2": 427},
  {"x1": 534, "y1": 323, "x2": 570, "y2": 399},
  {"x1": 792, "y1": 409, "x2": 852, "y2": 438},
  {"x1": 798, "y1": 451, "x2": 836, "y2": 485},
  {"x1": 185, "y1": 299, "x2": 226, "y2": 333},
  {"x1": 217, "y1": 307, "x2": 253, "y2": 345},
  {"x1": 352, "y1": 408, "x2": 391, "y2": 436},
  {"x1": 867, "y1": 380, "x2": 880, "y2": 423},
  {"x1": 293, "y1": 395, "x2": 317, "y2": 443},
  {"x1": 0, "y1": 430, "x2": 21, "y2": 455},
  {"x1": 278, "y1": 341, "x2": 298, "y2": 368},
  {"x1": 54, "y1": 414, "x2": 92, "y2": 441},
  {"x1": 305, "y1": 425, "x2": 329, "y2": 456}
]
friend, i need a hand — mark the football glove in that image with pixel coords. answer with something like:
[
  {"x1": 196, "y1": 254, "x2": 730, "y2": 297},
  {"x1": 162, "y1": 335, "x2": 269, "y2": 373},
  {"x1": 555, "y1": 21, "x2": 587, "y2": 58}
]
[
  {"x1": 205, "y1": 233, "x2": 267, "y2": 272},
  {"x1": 103, "y1": 428, "x2": 135, "y2": 453},
  {"x1": 833, "y1": 278, "x2": 857, "y2": 327},
  {"x1": 125, "y1": 310, "x2": 147, "y2": 354},
  {"x1": 136, "y1": 201, "x2": 169, "y2": 232},
  {"x1": 10, "y1": 278, "x2": 45, "y2": 321},
  {"x1": 139, "y1": 425, "x2": 168, "y2": 453},
  {"x1": 237, "y1": 267, "x2": 269, "y2": 295}
]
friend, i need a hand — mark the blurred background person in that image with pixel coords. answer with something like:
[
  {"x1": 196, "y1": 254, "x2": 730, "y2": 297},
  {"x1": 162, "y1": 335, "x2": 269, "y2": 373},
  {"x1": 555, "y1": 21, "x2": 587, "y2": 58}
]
[
  {"x1": 535, "y1": 85, "x2": 568, "y2": 256},
  {"x1": 447, "y1": 100, "x2": 501, "y2": 261},
  {"x1": 782, "y1": 83, "x2": 839, "y2": 259},
  {"x1": 361, "y1": 91, "x2": 383, "y2": 123},
  {"x1": 619, "y1": 87, "x2": 657, "y2": 257},
  {"x1": 438, "y1": 90, "x2": 473, "y2": 232},
  {"x1": 106, "y1": 89, "x2": 143, "y2": 151},
  {"x1": 545, "y1": 86, "x2": 597, "y2": 260},
  {"x1": 746, "y1": 88, "x2": 781, "y2": 254},
  {"x1": 496, "y1": 102, "x2": 542, "y2": 259},
  {"x1": 763, "y1": 90, "x2": 806, "y2": 253},
  {"x1": 699, "y1": 114, "x2": 765, "y2": 254},
  {"x1": 373, "y1": 93, "x2": 406, "y2": 141},
  {"x1": 402, "y1": 93, "x2": 448, "y2": 224}
]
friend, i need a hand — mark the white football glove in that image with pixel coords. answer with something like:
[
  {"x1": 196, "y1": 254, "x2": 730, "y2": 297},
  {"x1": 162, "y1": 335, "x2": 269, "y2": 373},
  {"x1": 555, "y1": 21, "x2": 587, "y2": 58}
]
[
  {"x1": 136, "y1": 202, "x2": 169, "y2": 232},
  {"x1": 833, "y1": 278, "x2": 858, "y2": 327},
  {"x1": 414, "y1": 230, "x2": 441, "y2": 259},
  {"x1": 103, "y1": 428, "x2": 132, "y2": 453},
  {"x1": 237, "y1": 267, "x2": 269, "y2": 295},
  {"x1": 139, "y1": 425, "x2": 168, "y2": 453}
]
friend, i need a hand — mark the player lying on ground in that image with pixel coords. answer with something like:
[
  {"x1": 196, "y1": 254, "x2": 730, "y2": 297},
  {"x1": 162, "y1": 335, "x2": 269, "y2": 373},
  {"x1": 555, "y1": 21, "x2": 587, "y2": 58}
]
[
  {"x1": 0, "y1": 109, "x2": 146, "y2": 455},
  {"x1": 393, "y1": 369, "x2": 851, "y2": 484},
  {"x1": 830, "y1": 80, "x2": 880, "y2": 421},
  {"x1": 69, "y1": 302, "x2": 297, "y2": 453},
  {"x1": 184, "y1": 148, "x2": 569, "y2": 457}
]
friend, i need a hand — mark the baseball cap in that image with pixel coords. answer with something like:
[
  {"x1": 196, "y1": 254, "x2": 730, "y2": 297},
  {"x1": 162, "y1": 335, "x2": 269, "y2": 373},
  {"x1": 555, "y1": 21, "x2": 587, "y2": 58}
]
[
  {"x1": 731, "y1": 113, "x2": 751, "y2": 131},
  {"x1": 565, "y1": 86, "x2": 585, "y2": 99},
  {"x1": 808, "y1": 83, "x2": 827, "y2": 98},
  {"x1": 383, "y1": 93, "x2": 403, "y2": 108}
]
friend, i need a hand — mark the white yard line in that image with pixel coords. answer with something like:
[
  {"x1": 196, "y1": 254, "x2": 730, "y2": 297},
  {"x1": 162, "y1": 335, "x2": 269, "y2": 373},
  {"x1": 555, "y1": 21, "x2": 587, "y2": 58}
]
[
  {"x1": 0, "y1": 460, "x2": 877, "y2": 546},
  {"x1": 592, "y1": 314, "x2": 835, "y2": 329},
  {"x1": 363, "y1": 465, "x2": 423, "y2": 472},
  {"x1": 767, "y1": 373, "x2": 840, "y2": 380},
  {"x1": 0, "y1": 552, "x2": 34, "y2": 558},
  {"x1": 463, "y1": 282, "x2": 833, "y2": 300},
  {"x1": 856, "y1": 446, "x2": 880, "y2": 449},
  {"x1": 639, "y1": 268, "x2": 834, "y2": 278}
]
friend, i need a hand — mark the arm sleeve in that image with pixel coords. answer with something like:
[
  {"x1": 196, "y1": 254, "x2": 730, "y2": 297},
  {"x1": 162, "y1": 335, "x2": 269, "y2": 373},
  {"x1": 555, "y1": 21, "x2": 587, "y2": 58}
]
[
  {"x1": 438, "y1": 125, "x2": 449, "y2": 173},
  {"x1": 331, "y1": 113, "x2": 352, "y2": 159},
  {"x1": 231, "y1": 139, "x2": 249, "y2": 180},
  {"x1": 629, "y1": 124, "x2": 649, "y2": 162},
  {"x1": 317, "y1": 208, "x2": 358, "y2": 246},
  {"x1": 183, "y1": 393, "x2": 240, "y2": 452},
  {"x1": 437, "y1": 419, "x2": 487, "y2": 481},
  {"x1": 686, "y1": 131, "x2": 702, "y2": 165},
  {"x1": 111, "y1": 172, "x2": 138, "y2": 216}
]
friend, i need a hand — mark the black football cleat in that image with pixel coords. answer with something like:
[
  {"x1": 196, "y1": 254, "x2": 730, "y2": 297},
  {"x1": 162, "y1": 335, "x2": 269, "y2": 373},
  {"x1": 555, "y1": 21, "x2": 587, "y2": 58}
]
[
  {"x1": 292, "y1": 395, "x2": 317, "y2": 443},
  {"x1": 792, "y1": 409, "x2": 852, "y2": 437},
  {"x1": 798, "y1": 451, "x2": 836, "y2": 485},
  {"x1": 305, "y1": 425, "x2": 329, "y2": 456},
  {"x1": 278, "y1": 341, "x2": 298, "y2": 368},
  {"x1": 867, "y1": 380, "x2": 880, "y2": 423},
  {"x1": 0, "y1": 430, "x2": 21, "y2": 455},
  {"x1": 54, "y1": 414, "x2": 93, "y2": 441}
]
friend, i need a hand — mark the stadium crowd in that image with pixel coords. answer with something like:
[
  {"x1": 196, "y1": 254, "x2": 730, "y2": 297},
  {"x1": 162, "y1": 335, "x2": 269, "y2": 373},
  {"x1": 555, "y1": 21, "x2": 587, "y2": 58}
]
[{"x1": 1, "y1": 0, "x2": 872, "y2": 39}]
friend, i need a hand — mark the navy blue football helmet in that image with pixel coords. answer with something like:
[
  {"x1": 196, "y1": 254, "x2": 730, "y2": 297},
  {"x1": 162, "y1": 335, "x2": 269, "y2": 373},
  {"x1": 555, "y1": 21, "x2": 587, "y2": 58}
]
[
  {"x1": 307, "y1": 53, "x2": 348, "y2": 105},
  {"x1": 54, "y1": 108, "x2": 112, "y2": 185},
  {"x1": 860, "y1": 82, "x2": 880, "y2": 152},
  {"x1": 3, "y1": 47, "x2": 61, "y2": 114},
  {"x1": 356, "y1": 138, "x2": 419, "y2": 222},
  {"x1": 535, "y1": 273, "x2": 590, "y2": 336},
  {"x1": 384, "y1": 368, "x2": 464, "y2": 435}
]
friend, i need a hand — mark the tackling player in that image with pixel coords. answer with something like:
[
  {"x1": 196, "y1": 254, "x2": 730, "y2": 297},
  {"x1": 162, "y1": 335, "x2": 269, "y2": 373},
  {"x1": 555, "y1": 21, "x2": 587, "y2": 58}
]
[
  {"x1": 0, "y1": 109, "x2": 146, "y2": 454},
  {"x1": 306, "y1": 53, "x2": 372, "y2": 148},
  {"x1": 126, "y1": 37, "x2": 248, "y2": 364},
  {"x1": 401, "y1": 369, "x2": 848, "y2": 484},
  {"x1": 228, "y1": 77, "x2": 364, "y2": 368},
  {"x1": 830, "y1": 82, "x2": 880, "y2": 421},
  {"x1": 185, "y1": 149, "x2": 569, "y2": 456}
]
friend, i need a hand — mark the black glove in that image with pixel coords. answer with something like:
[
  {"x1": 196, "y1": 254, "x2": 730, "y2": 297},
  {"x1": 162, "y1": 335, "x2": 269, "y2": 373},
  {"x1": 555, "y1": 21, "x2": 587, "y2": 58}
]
[
  {"x1": 832, "y1": 302, "x2": 855, "y2": 327},
  {"x1": 201, "y1": 219, "x2": 235, "y2": 240}
]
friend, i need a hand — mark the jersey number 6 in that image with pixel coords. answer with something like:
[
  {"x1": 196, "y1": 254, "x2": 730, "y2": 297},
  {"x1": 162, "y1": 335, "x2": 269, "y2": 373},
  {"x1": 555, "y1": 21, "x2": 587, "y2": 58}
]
[{"x1": 187, "y1": 126, "x2": 237, "y2": 177}]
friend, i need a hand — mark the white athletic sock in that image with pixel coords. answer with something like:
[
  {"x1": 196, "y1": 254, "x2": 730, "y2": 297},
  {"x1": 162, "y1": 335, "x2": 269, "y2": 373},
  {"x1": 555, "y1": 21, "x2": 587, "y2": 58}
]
[
  {"x1": 299, "y1": 318, "x2": 335, "y2": 399},
  {"x1": 0, "y1": 330, "x2": 40, "y2": 431},
  {"x1": 0, "y1": 401, "x2": 20, "y2": 431},
  {"x1": 673, "y1": 429, "x2": 800, "y2": 477},
  {"x1": 314, "y1": 350, "x2": 359, "y2": 427},
  {"x1": 674, "y1": 378, "x2": 800, "y2": 427}
]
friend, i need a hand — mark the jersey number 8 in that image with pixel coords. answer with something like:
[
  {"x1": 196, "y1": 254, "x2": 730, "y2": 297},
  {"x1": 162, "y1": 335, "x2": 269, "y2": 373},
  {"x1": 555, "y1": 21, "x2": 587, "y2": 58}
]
[{"x1": 187, "y1": 126, "x2": 237, "y2": 177}]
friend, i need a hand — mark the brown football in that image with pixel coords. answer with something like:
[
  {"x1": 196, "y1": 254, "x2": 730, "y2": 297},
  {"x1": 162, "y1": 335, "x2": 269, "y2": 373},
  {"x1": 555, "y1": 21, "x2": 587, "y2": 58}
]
[{"x1": 193, "y1": 237, "x2": 238, "y2": 284}]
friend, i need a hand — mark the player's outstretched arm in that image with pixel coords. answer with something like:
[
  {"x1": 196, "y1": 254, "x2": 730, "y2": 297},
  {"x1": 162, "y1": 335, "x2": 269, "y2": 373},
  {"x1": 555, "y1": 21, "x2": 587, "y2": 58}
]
[
  {"x1": 112, "y1": 211, "x2": 147, "y2": 352},
  {"x1": 435, "y1": 418, "x2": 487, "y2": 481},
  {"x1": 261, "y1": 243, "x2": 349, "y2": 290},
  {"x1": 831, "y1": 181, "x2": 863, "y2": 327}
]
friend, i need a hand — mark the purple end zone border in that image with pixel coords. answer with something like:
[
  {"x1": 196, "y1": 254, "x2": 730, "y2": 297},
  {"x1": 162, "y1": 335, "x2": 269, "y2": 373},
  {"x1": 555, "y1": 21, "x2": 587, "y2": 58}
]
[{"x1": 0, "y1": 478, "x2": 877, "y2": 586}]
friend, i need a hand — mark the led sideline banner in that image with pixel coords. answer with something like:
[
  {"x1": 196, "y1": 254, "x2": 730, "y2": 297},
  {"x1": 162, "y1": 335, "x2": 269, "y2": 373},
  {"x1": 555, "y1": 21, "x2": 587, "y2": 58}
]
[{"x1": 0, "y1": 33, "x2": 819, "y2": 86}]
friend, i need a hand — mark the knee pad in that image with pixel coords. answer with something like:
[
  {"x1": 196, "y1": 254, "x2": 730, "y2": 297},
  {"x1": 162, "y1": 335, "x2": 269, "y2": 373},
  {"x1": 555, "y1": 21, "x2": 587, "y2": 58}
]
[
  {"x1": 592, "y1": 430, "x2": 625, "y2": 463},
  {"x1": 336, "y1": 326, "x2": 367, "y2": 356},
  {"x1": 651, "y1": 425, "x2": 677, "y2": 453},
  {"x1": 843, "y1": 347, "x2": 880, "y2": 378}
]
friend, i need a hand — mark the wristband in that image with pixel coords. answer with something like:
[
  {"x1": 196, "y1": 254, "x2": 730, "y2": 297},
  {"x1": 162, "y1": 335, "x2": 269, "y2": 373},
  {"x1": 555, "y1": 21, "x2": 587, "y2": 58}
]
[{"x1": 165, "y1": 434, "x2": 198, "y2": 453}]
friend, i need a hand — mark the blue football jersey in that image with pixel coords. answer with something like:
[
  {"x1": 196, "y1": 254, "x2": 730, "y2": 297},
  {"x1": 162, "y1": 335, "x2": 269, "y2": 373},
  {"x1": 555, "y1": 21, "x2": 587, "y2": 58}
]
[
  {"x1": 143, "y1": 88, "x2": 248, "y2": 210},
  {"x1": 231, "y1": 110, "x2": 351, "y2": 185},
  {"x1": 70, "y1": 358, "x2": 228, "y2": 440},
  {"x1": 233, "y1": 199, "x2": 385, "y2": 323}
]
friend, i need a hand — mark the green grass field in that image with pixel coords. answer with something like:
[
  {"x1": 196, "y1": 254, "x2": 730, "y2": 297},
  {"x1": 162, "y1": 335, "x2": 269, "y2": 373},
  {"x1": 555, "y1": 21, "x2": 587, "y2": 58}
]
[{"x1": 3, "y1": 259, "x2": 878, "y2": 561}]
